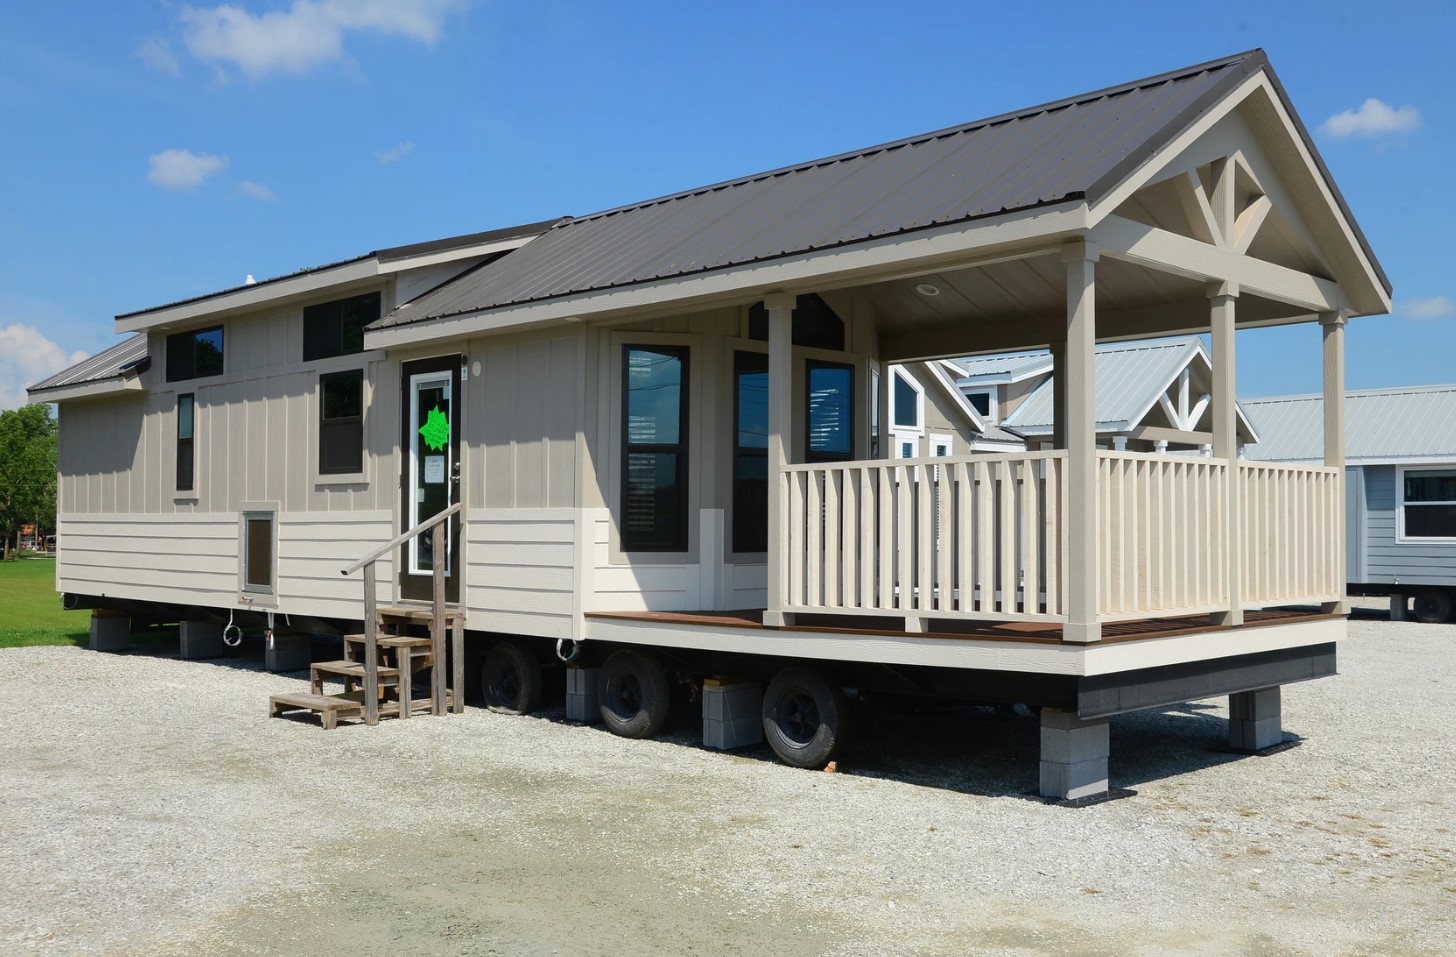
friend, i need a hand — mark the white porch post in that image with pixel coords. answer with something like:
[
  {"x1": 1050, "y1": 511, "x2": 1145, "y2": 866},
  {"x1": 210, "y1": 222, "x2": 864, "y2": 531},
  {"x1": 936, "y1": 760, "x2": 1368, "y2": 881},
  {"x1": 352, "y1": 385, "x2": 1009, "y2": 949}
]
[
  {"x1": 1209, "y1": 281, "x2": 1243, "y2": 627},
  {"x1": 763, "y1": 293, "x2": 795, "y2": 627},
  {"x1": 1322, "y1": 311, "x2": 1349, "y2": 615},
  {"x1": 1063, "y1": 242, "x2": 1099, "y2": 643}
]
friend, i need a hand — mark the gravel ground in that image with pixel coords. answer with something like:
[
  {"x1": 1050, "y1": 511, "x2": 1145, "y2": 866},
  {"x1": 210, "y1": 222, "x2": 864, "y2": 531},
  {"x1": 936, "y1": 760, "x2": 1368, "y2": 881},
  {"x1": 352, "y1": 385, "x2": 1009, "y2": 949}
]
[{"x1": 2, "y1": 615, "x2": 1454, "y2": 957}]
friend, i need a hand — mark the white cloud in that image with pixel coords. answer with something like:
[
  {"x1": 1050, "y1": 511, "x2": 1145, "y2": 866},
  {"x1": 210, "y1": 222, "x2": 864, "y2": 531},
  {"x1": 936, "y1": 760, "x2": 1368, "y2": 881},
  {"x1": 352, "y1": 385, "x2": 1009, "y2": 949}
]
[
  {"x1": 1402, "y1": 296, "x2": 1455, "y2": 320},
  {"x1": 240, "y1": 180, "x2": 278, "y2": 201},
  {"x1": 0, "y1": 325, "x2": 89, "y2": 410},
  {"x1": 178, "y1": 0, "x2": 470, "y2": 78},
  {"x1": 147, "y1": 149, "x2": 229, "y2": 190},
  {"x1": 135, "y1": 36, "x2": 181, "y2": 75},
  {"x1": 374, "y1": 141, "x2": 414, "y2": 165},
  {"x1": 1319, "y1": 98, "x2": 1422, "y2": 139}
]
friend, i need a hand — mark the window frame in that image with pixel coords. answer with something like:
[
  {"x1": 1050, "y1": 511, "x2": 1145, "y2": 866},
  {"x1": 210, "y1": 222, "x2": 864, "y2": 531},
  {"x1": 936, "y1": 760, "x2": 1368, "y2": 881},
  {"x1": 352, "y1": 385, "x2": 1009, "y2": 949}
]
[
  {"x1": 176, "y1": 392, "x2": 196, "y2": 495},
  {"x1": 964, "y1": 389, "x2": 997, "y2": 422},
  {"x1": 731, "y1": 348, "x2": 769, "y2": 555},
  {"x1": 804, "y1": 358, "x2": 856, "y2": 465},
  {"x1": 318, "y1": 369, "x2": 366, "y2": 478},
  {"x1": 238, "y1": 504, "x2": 279, "y2": 603},
  {"x1": 889, "y1": 367, "x2": 924, "y2": 433},
  {"x1": 619, "y1": 342, "x2": 691, "y2": 554},
  {"x1": 1396, "y1": 465, "x2": 1456, "y2": 543},
  {"x1": 303, "y1": 291, "x2": 382, "y2": 362},
  {"x1": 166, "y1": 326, "x2": 225, "y2": 383}
]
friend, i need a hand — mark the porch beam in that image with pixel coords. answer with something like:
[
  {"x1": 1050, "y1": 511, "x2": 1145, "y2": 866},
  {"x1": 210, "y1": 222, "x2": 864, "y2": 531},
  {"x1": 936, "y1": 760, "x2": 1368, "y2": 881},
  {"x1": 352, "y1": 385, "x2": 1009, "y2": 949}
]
[
  {"x1": 1131, "y1": 424, "x2": 1214, "y2": 446},
  {"x1": 1092, "y1": 214, "x2": 1342, "y2": 314},
  {"x1": 1063, "y1": 241, "x2": 1100, "y2": 643},
  {"x1": 764, "y1": 293, "x2": 795, "y2": 627},
  {"x1": 1210, "y1": 281, "x2": 1243, "y2": 627},
  {"x1": 1322, "y1": 311, "x2": 1350, "y2": 615}
]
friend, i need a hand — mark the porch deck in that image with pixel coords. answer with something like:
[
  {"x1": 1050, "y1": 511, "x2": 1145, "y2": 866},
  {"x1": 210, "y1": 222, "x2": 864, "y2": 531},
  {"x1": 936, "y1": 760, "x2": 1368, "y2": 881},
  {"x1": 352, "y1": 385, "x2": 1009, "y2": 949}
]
[{"x1": 586, "y1": 607, "x2": 1338, "y2": 645}]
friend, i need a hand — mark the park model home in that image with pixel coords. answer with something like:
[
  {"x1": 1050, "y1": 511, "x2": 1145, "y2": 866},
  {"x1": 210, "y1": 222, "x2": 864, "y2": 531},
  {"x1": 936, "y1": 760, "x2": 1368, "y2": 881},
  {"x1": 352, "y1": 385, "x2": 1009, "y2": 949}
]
[{"x1": 32, "y1": 51, "x2": 1390, "y2": 800}]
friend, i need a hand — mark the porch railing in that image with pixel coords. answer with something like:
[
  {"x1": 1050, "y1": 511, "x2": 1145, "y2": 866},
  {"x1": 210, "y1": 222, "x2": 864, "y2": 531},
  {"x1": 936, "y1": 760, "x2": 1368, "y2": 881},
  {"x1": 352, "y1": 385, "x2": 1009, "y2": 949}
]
[
  {"x1": 1238, "y1": 461, "x2": 1343, "y2": 605},
  {"x1": 780, "y1": 450, "x2": 1067, "y2": 622},
  {"x1": 776, "y1": 450, "x2": 1342, "y2": 629}
]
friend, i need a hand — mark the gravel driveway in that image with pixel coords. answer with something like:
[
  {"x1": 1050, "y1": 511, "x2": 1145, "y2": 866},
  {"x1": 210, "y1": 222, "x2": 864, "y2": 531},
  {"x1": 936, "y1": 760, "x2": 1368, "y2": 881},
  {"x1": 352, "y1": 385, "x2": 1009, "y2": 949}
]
[{"x1": 2, "y1": 615, "x2": 1453, "y2": 957}]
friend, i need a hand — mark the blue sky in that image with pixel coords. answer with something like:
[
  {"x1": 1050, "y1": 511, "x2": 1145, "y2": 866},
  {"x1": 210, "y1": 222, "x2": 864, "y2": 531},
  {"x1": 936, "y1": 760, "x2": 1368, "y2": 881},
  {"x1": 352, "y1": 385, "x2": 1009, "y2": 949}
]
[{"x1": 1, "y1": 0, "x2": 1451, "y2": 408}]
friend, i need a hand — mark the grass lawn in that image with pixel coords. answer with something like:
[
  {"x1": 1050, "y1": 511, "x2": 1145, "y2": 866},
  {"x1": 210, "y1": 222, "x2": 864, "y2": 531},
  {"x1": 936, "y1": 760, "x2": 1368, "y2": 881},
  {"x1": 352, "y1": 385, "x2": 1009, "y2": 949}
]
[{"x1": 0, "y1": 558, "x2": 90, "y2": 649}]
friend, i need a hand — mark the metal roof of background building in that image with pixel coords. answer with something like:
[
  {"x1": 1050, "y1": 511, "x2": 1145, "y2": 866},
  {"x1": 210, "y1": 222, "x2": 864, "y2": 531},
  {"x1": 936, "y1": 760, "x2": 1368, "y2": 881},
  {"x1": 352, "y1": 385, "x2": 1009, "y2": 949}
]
[
  {"x1": 1001, "y1": 338, "x2": 1208, "y2": 433},
  {"x1": 379, "y1": 50, "x2": 1367, "y2": 331},
  {"x1": 28, "y1": 335, "x2": 147, "y2": 395},
  {"x1": 1244, "y1": 385, "x2": 1456, "y2": 464}
]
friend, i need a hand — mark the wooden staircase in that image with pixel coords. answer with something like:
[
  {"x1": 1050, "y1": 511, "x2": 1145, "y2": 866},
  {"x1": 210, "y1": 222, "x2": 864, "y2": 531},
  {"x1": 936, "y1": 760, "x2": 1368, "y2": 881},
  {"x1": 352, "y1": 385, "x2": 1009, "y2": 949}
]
[{"x1": 269, "y1": 506, "x2": 466, "y2": 730}]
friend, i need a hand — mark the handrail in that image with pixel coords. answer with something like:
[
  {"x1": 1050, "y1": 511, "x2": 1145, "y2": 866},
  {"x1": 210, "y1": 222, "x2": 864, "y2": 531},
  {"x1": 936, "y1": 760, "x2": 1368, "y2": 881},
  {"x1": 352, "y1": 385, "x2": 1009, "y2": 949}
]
[{"x1": 341, "y1": 501, "x2": 462, "y2": 576}]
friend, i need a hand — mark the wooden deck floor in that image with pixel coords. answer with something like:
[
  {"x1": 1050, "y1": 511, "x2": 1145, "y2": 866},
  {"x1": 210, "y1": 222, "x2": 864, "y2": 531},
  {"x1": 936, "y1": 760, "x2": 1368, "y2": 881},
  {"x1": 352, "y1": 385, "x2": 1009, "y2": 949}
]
[{"x1": 584, "y1": 608, "x2": 1339, "y2": 645}]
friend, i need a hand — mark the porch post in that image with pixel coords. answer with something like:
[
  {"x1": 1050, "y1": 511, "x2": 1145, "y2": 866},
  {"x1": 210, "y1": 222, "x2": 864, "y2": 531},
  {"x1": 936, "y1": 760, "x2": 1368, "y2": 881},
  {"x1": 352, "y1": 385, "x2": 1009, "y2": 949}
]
[
  {"x1": 1322, "y1": 311, "x2": 1349, "y2": 615},
  {"x1": 1063, "y1": 241, "x2": 1099, "y2": 643},
  {"x1": 1209, "y1": 281, "x2": 1243, "y2": 627},
  {"x1": 763, "y1": 293, "x2": 795, "y2": 627}
]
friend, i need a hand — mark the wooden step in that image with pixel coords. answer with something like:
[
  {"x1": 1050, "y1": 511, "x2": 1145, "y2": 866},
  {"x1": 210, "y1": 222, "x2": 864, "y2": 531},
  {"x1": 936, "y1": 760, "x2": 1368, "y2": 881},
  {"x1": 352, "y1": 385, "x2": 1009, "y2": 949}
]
[
  {"x1": 269, "y1": 692, "x2": 364, "y2": 730},
  {"x1": 343, "y1": 633, "x2": 434, "y2": 650},
  {"x1": 375, "y1": 603, "x2": 465, "y2": 624},
  {"x1": 312, "y1": 660, "x2": 401, "y2": 680}
]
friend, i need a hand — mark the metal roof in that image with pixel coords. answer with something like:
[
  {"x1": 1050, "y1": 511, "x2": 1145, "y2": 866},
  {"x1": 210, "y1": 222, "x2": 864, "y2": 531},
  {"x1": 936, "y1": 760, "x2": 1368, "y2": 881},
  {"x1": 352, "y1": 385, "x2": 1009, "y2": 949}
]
[
  {"x1": 117, "y1": 219, "x2": 563, "y2": 320},
  {"x1": 377, "y1": 51, "x2": 1305, "y2": 331},
  {"x1": 28, "y1": 335, "x2": 147, "y2": 395},
  {"x1": 1244, "y1": 385, "x2": 1456, "y2": 464},
  {"x1": 954, "y1": 351, "x2": 1055, "y2": 385},
  {"x1": 1002, "y1": 338, "x2": 1205, "y2": 433}
]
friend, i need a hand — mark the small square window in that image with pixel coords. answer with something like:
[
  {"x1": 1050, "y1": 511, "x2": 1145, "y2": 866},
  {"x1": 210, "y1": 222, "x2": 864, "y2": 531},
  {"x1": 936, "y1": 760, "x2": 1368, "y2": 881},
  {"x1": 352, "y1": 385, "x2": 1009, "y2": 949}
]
[{"x1": 166, "y1": 327, "x2": 224, "y2": 382}]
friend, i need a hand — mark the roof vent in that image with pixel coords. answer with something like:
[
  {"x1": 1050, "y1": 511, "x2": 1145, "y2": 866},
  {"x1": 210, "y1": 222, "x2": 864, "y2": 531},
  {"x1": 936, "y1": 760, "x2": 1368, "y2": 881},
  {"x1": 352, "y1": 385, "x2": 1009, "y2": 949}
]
[{"x1": 244, "y1": 274, "x2": 256, "y2": 285}]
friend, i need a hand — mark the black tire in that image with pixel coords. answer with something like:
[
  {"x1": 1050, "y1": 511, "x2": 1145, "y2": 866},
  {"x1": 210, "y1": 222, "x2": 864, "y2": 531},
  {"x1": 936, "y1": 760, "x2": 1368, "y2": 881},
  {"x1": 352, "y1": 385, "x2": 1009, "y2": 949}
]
[
  {"x1": 1411, "y1": 590, "x2": 1453, "y2": 624},
  {"x1": 480, "y1": 642, "x2": 543, "y2": 715},
  {"x1": 762, "y1": 667, "x2": 846, "y2": 769},
  {"x1": 598, "y1": 649, "x2": 670, "y2": 738}
]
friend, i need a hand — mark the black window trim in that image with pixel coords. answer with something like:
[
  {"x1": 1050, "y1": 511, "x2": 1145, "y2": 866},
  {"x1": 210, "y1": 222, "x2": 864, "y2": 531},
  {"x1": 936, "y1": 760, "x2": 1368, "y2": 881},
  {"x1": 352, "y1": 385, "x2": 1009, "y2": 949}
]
[
  {"x1": 804, "y1": 357, "x2": 856, "y2": 465},
  {"x1": 303, "y1": 290, "x2": 382, "y2": 362},
  {"x1": 166, "y1": 326, "x2": 225, "y2": 383},
  {"x1": 318, "y1": 369, "x2": 365, "y2": 477},
  {"x1": 620, "y1": 343, "x2": 690, "y2": 553},
  {"x1": 731, "y1": 349, "x2": 769, "y2": 555},
  {"x1": 176, "y1": 393, "x2": 195, "y2": 493}
]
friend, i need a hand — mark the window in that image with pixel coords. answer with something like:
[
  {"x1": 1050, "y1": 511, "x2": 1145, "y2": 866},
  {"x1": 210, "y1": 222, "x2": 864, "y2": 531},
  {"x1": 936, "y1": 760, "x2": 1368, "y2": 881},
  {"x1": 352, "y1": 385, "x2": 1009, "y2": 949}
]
[
  {"x1": 241, "y1": 510, "x2": 275, "y2": 595},
  {"x1": 733, "y1": 351, "x2": 768, "y2": 553},
  {"x1": 931, "y1": 435, "x2": 952, "y2": 457},
  {"x1": 303, "y1": 292, "x2": 381, "y2": 361},
  {"x1": 176, "y1": 393, "x2": 195, "y2": 492},
  {"x1": 966, "y1": 390, "x2": 994, "y2": 420},
  {"x1": 892, "y1": 370, "x2": 921, "y2": 428},
  {"x1": 898, "y1": 439, "x2": 918, "y2": 459},
  {"x1": 166, "y1": 327, "x2": 224, "y2": 382},
  {"x1": 806, "y1": 360, "x2": 854, "y2": 463},
  {"x1": 747, "y1": 293, "x2": 845, "y2": 351},
  {"x1": 1401, "y1": 468, "x2": 1456, "y2": 539},
  {"x1": 622, "y1": 345, "x2": 689, "y2": 552},
  {"x1": 319, "y1": 370, "x2": 364, "y2": 475}
]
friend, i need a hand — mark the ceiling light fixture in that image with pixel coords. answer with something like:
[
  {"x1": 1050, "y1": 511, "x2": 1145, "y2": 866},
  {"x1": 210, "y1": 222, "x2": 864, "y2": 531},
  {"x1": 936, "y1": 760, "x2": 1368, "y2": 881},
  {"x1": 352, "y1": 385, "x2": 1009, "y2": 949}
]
[{"x1": 915, "y1": 283, "x2": 940, "y2": 297}]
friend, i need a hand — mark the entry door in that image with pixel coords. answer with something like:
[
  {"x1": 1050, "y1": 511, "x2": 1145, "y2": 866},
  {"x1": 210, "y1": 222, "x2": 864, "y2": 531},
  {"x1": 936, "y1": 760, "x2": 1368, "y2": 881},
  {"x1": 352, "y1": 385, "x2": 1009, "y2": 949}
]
[{"x1": 400, "y1": 356, "x2": 461, "y2": 602}]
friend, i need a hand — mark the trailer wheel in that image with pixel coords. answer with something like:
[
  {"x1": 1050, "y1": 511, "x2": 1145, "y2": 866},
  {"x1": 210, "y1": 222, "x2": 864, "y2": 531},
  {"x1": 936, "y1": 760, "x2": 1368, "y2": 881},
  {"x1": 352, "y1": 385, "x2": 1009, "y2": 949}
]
[
  {"x1": 599, "y1": 649, "x2": 670, "y2": 738},
  {"x1": 480, "y1": 642, "x2": 543, "y2": 715},
  {"x1": 762, "y1": 667, "x2": 845, "y2": 769},
  {"x1": 1411, "y1": 590, "x2": 1453, "y2": 624}
]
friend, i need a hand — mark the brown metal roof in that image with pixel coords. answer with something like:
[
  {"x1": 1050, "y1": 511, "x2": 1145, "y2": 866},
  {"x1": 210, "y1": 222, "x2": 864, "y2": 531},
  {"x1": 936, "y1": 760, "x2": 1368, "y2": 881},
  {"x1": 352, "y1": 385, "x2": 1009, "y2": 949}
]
[{"x1": 378, "y1": 49, "x2": 1385, "y2": 332}]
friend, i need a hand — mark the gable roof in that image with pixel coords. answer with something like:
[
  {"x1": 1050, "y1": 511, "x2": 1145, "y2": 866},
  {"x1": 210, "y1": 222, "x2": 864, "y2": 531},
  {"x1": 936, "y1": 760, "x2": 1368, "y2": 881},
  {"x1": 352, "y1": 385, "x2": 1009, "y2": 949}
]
[
  {"x1": 27, "y1": 334, "x2": 148, "y2": 402},
  {"x1": 995, "y1": 337, "x2": 1257, "y2": 440},
  {"x1": 1244, "y1": 385, "x2": 1456, "y2": 464},
  {"x1": 379, "y1": 49, "x2": 1377, "y2": 335}
]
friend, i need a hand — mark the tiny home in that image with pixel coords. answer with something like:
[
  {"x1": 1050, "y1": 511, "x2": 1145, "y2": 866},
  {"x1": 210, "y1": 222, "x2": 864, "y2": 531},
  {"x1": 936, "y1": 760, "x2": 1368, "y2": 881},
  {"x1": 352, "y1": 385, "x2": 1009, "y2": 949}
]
[
  {"x1": 1245, "y1": 385, "x2": 1456, "y2": 622},
  {"x1": 31, "y1": 50, "x2": 1391, "y2": 800}
]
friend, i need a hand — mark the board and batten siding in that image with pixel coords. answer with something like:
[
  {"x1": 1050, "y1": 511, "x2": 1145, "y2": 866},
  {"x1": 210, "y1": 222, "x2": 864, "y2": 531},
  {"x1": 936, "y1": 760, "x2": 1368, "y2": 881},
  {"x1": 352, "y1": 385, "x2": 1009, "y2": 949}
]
[{"x1": 1356, "y1": 464, "x2": 1456, "y2": 587}]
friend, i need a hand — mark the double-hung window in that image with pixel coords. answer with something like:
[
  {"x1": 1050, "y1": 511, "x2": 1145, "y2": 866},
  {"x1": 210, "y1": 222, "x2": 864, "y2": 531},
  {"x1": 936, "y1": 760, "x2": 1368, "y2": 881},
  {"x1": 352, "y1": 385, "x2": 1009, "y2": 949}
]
[
  {"x1": 1400, "y1": 468, "x2": 1456, "y2": 540},
  {"x1": 305, "y1": 292, "x2": 378, "y2": 478},
  {"x1": 622, "y1": 345, "x2": 689, "y2": 552}
]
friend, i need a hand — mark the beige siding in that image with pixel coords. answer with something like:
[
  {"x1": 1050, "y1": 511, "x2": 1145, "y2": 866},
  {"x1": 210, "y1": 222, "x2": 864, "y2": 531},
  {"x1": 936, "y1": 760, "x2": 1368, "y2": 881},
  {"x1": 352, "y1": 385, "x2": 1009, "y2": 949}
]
[{"x1": 464, "y1": 508, "x2": 575, "y2": 638}]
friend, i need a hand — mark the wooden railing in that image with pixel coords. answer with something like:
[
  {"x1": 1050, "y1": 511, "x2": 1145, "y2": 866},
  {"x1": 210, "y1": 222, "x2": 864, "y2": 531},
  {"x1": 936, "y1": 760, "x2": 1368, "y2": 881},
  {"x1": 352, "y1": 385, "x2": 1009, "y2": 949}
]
[
  {"x1": 780, "y1": 450, "x2": 1067, "y2": 622},
  {"x1": 1096, "y1": 451, "x2": 1229, "y2": 621},
  {"x1": 1239, "y1": 461, "x2": 1343, "y2": 605},
  {"x1": 341, "y1": 502, "x2": 462, "y2": 726}
]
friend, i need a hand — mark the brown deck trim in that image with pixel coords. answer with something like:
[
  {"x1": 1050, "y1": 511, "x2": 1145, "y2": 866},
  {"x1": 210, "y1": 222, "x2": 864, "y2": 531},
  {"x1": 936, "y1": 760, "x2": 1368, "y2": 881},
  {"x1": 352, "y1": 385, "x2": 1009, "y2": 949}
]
[{"x1": 584, "y1": 608, "x2": 1341, "y2": 645}]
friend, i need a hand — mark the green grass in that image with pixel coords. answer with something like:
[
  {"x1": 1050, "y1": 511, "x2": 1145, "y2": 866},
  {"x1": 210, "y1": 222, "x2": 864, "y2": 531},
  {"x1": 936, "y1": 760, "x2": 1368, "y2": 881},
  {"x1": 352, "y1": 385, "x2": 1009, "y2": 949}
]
[{"x1": 0, "y1": 558, "x2": 91, "y2": 648}]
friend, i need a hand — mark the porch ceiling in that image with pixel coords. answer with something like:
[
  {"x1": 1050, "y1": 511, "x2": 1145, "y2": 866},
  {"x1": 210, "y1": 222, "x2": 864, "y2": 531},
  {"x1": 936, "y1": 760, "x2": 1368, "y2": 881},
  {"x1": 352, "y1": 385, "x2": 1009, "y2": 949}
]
[{"x1": 862, "y1": 254, "x2": 1303, "y2": 362}]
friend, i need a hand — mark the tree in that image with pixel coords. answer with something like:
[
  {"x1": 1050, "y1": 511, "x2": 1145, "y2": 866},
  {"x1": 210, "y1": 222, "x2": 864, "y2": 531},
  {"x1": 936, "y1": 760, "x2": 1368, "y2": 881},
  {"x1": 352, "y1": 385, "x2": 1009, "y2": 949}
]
[{"x1": 0, "y1": 404, "x2": 57, "y2": 559}]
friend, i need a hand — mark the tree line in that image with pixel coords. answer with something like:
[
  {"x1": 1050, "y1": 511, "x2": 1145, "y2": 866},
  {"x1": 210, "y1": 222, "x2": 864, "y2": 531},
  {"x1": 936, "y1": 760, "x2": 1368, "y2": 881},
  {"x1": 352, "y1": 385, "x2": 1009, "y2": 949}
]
[{"x1": 0, "y1": 405, "x2": 57, "y2": 559}]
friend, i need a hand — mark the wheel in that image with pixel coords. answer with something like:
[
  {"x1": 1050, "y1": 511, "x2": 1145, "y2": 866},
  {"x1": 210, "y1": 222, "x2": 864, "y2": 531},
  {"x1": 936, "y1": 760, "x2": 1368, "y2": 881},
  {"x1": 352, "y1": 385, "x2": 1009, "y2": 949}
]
[
  {"x1": 762, "y1": 667, "x2": 846, "y2": 769},
  {"x1": 480, "y1": 642, "x2": 543, "y2": 715},
  {"x1": 1411, "y1": 590, "x2": 1453, "y2": 624},
  {"x1": 598, "y1": 649, "x2": 670, "y2": 738}
]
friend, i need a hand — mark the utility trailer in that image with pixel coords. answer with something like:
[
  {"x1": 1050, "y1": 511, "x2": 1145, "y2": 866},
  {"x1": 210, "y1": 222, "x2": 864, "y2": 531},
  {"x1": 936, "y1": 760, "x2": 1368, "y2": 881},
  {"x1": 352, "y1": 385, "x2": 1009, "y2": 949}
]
[{"x1": 31, "y1": 50, "x2": 1390, "y2": 801}]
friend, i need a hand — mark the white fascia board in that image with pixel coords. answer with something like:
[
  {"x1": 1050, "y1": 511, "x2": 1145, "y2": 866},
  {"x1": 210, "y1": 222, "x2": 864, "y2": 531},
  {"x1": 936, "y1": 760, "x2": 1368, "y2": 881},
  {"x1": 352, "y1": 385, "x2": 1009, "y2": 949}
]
[
  {"x1": 364, "y1": 202, "x2": 1090, "y2": 350},
  {"x1": 377, "y1": 235, "x2": 536, "y2": 274},
  {"x1": 923, "y1": 360, "x2": 988, "y2": 432},
  {"x1": 28, "y1": 376, "x2": 143, "y2": 405}
]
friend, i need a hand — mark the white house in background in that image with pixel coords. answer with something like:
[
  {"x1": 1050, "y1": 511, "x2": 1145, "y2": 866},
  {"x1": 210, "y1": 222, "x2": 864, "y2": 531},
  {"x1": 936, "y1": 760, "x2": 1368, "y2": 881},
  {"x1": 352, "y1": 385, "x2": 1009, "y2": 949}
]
[
  {"x1": 1245, "y1": 385, "x2": 1456, "y2": 623},
  {"x1": 948, "y1": 336, "x2": 1260, "y2": 453},
  {"x1": 30, "y1": 50, "x2": 1391, "y2": 800},
  {"x1": 882, "y1": 359, "x2": 1023, "y2": 459}
]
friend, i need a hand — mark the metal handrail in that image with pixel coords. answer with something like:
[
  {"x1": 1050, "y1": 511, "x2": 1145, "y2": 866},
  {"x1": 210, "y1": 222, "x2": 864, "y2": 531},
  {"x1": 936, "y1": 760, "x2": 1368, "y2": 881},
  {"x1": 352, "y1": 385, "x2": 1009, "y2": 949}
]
[{"x1": 340, "y1": 501, "x2": 462, "y2": 576}]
